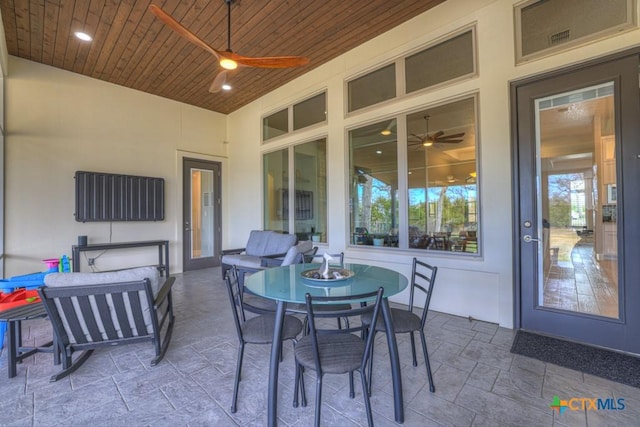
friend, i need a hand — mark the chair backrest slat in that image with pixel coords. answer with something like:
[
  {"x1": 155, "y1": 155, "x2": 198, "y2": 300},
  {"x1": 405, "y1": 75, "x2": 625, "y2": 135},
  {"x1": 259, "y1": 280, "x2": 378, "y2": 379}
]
[
  {"x1": 224, "y1": 275, "x2": 245, "y2": 341},
  {"x1": 76, "y1": 295, "x2": 103, "y2": 342},
  {"x1": 58, "y1": 296, "x2": 88, "y2": 344},
  {"x1": 94, "y1": 293, "x2": 118, "y2": 339},
  {"x1": 127, "y1": 290, "x2": 148, "y2": 335},
  {"x1": 111, "y1": 292, "x2": 133, "y2": 338},
  {"x1": 409, "y1": 258, "x2": 438, "y2": 327}
]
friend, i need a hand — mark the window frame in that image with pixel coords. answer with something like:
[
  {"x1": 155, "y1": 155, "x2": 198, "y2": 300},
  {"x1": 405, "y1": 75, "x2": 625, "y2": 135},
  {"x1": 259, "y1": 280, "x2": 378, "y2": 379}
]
[{"x1": 345, "y1": 93, "x2": 482, "y2": 257}]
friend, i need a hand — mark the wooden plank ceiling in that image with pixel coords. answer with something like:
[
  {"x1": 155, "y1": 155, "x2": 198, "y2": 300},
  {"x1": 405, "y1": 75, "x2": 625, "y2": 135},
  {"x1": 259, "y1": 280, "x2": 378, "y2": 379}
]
[{"x1": 1, "y1": 0, "x2": 446, "y2": 114}]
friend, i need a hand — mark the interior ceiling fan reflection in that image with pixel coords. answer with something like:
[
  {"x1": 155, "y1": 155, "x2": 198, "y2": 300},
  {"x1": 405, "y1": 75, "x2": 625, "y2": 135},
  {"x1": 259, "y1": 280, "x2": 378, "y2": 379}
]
[
  {"x1": 430, "y1": 175, "x2": 461, "y2": 186},
  {"x1": 408, "y1": 116, "x2": 465, "y2": 147},
  {"x1": 149, "y1": 0, "x2": 309, "y2": 93}
]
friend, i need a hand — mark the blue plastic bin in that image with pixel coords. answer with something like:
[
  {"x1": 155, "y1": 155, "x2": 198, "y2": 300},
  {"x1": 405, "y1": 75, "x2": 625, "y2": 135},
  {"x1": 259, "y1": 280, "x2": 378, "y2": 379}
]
[
  {"x1": 7, "y1": 272, "x2": 48, "y2": 283},
  {"x1": 0, "y1": 272, "x2": 49, "y2": 350},
  {"x1": 0, "y1": 322, "x2": 5, "y2": 351}
]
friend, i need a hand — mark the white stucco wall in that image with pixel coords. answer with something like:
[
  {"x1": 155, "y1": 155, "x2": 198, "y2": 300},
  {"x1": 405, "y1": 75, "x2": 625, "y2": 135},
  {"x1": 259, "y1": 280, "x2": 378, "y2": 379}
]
[
  {"x1": 4, "y1": 57, "x2": 227, "y2": 276},
  {"x1": 226, "y1": 0, "x2": 640, "y2": 328}
]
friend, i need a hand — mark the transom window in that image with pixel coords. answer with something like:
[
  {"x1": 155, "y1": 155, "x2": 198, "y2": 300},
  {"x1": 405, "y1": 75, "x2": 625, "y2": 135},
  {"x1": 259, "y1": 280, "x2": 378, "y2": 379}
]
[
  {"x1": 515, "y1": 0, "x2": 636, "y2": 63},
  {"x1": 263, "y1": 92, "x2": 327, "y2": 141},
  {"x1": 405, "y1": 28, "x2": 475, "y2": 93},
  {"x1": 346, "y1": 26, "x2": 477, "y2": 114}
]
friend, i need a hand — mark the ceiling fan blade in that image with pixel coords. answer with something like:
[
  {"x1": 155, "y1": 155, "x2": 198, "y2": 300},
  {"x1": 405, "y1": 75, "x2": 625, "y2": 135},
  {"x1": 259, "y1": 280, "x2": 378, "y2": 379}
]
[
  {"x1": 208, "y1": 70, "x2": 229, "y2": 93},
  {"x1": 431, "y1": 130, "x2": 445, "y2": 139},
  {"x1": 149, "y1": 5, "x2": 221, "y2": 59},
  {"x1": 436, "y1": 139, "x2": 464, "y2": 144},
  {"x1": 231, "y1": 54, "x2": 310, "y2": 68},
  {"x1": 437, "y1": 132, "x2": 466, "y2": 140}
]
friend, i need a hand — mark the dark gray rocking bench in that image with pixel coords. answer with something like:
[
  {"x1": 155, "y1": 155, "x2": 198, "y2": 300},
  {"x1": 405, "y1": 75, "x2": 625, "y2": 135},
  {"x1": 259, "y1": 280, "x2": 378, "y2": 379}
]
[{"x1": 38, "y1": 266, "x2": 175, "y2": 382}]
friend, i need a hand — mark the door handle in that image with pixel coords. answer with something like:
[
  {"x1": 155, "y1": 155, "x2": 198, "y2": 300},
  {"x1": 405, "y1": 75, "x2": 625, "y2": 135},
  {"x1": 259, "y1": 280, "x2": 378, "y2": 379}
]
[{"x1": 523, "y1": 235, "x2": 539, "y2": 243}]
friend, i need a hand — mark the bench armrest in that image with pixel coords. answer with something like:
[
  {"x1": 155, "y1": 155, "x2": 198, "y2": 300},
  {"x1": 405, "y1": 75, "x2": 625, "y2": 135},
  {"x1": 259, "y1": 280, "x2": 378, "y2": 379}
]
[
  {"x1": 221, "y1": 247, "x2": 246, "y2": 256},
  {"x1": 260, "y1": 252, "x2": 290, "y2": 267},
  {"x1": 154, "y1": 276, "x2": 176, "y2": 308}
]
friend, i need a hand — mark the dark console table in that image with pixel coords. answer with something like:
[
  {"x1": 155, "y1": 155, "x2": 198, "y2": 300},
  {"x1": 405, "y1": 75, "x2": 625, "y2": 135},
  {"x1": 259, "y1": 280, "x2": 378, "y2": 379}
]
[{"x1": 72, "y1": 240, "x2": 170, "y2": 276}]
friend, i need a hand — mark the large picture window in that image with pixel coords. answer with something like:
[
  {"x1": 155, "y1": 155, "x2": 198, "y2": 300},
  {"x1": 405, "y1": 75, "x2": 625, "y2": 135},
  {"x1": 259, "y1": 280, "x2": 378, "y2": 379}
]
[
  {"x1": 263, "y1": 149, "x2": 289, "y2": 232},
  {"x1": 406, "y1": 97, "x2": 478, "y2": 253},
  {"x1": 349, "y1": 119, "x2": 399, "y2": 246},
  {"x1": 348, "y1": 97, "x2": 480, "y2": 254},
  {"x1": 263, "y1": 139, "x2": 327, "y2": 242}
]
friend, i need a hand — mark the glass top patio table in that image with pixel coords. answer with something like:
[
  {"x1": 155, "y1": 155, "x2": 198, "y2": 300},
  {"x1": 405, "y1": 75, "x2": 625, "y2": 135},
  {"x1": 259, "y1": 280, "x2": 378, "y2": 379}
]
[
  {"x1": 244, "y1": 262, "x2": 408, "y2": 426},
  {"x1": 244, "y1": 262, "x2": 409, "y2": 303}
]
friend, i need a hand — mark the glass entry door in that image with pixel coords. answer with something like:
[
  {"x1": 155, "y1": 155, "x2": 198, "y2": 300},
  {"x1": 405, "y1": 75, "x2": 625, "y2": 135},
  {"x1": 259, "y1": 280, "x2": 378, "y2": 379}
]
[
  {"x1": 183, "y1": 158, "x2": 221, "y2": 271},
  {"x1": 513, "y1": 52, "x2": 640, "y2": 354},
  {"x1": 537, "y1": 82, "x2": 618, "y2": 318}
]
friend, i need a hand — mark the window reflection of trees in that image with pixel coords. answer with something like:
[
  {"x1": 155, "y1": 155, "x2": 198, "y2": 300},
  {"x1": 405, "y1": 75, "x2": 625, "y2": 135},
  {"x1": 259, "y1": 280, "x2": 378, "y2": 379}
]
[{"x1": 348, "y1": 96, "x2": 479, "y2": 253}]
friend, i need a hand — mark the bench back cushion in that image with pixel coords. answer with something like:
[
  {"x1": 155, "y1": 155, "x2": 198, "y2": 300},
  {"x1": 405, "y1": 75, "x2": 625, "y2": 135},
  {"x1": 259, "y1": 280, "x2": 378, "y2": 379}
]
[
  {"x1": 281, "y1": 240, "x2": 313, "y2": 265},
  {"x1": 245, "y1": 230, "x2": 297, "y2": 257}
]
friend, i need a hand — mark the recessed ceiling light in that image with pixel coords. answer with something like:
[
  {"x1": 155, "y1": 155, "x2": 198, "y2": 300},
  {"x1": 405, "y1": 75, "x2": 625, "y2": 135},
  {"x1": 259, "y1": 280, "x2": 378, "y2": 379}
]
[
  {"x1": 380, "y1": 129, "x2": 391, "y2": 136},
  {"x1": 376, "y1": 150, "x2": 382, "y2": 154},
  {"x1": 221, "y1": 83, "x2": 232, "y2": 91},
  {"x1": 74, "y1": 31, "x2": 92, "y2": 42}
]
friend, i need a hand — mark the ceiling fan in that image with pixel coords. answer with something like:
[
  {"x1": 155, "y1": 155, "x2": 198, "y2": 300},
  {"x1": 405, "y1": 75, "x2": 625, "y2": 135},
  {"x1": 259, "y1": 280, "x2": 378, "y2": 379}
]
[
  {"x1": 408, "y1": 116, "x2": 465, "y2": 147},
  {"x1": 149, "y1": 1, "x2": 310, "y2": 93}
]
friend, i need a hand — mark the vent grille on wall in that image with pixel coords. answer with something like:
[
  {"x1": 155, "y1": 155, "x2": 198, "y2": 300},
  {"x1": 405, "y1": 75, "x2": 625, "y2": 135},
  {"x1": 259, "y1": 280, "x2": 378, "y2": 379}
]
[
  {"x1": 75, "y1": 171, "x2": 165, "y2": 222},
  {"x1": 549, "y1": 29, "x2": 570, "y2": 45}
]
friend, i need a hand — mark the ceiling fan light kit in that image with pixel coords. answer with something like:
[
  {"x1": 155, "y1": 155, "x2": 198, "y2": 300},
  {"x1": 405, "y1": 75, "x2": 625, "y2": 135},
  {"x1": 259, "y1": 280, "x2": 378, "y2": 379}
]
[
  {"x1": 219, "y1": 58, "x2": 238, "y2": 70},
  {"x1": 408, "y1": 115, "x2": 465, "y2": 147},
  {"x1": 149, "y1": 1, "x2": 309, "y2": 93}
]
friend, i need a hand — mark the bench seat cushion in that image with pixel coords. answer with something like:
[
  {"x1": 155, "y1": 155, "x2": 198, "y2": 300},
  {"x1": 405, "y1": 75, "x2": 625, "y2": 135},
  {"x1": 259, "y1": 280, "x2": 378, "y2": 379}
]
[{"x1": 221, "y1": 254, "x2": 264, "y2": 270}]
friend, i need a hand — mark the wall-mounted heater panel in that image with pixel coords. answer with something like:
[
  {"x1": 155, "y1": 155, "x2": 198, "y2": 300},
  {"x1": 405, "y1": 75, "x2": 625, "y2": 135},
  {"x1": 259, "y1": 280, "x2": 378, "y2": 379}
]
[{"x1": 75, "y1": 171, "x2": 165, "y2": 222}]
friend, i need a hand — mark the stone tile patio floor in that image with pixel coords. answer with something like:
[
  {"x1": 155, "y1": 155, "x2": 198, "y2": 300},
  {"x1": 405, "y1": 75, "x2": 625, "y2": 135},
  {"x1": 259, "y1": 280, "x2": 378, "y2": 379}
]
[{"x1": 1, "y1": 267, "x2": 638, "y2": 426}]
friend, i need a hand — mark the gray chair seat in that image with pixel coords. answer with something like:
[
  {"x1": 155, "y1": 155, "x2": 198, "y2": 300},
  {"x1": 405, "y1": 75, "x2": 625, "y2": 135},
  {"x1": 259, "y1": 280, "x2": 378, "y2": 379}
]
[
  {"x1": 243, "y1": 293, "x2": 278, "y2": 314},
  {"x1": 243, "y1": 314, "x2": 303, "y2": 344},
  {"x1": 361, "y1": 308, "x2": 421, "y2": 333},
  {"x1": 295, "y1": 334, "x2": 365, "y2": 374}
]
